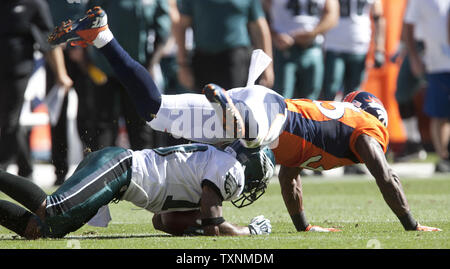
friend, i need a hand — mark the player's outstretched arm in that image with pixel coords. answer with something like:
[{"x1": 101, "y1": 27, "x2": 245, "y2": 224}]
[
  {"x1": 200, "y1": 184, "x2": 271, "y2": 236},
  {"x1": 356, "y1": 134, "x2": 441, "y2": 231},
  {"x1": 278, "y1": 166, "x2": 340, "y2": 232}
]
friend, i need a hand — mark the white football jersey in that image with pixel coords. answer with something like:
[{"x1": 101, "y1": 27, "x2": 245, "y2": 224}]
[
  {"x1": 122, "y1": 144, "x2": 245, "y2": 213},
  {"x1": 325, "y1": 0, "x2": 375, "y2": 54},
  {"x1": 270, "y1": 0, "x2": 327, "y2": 44}
]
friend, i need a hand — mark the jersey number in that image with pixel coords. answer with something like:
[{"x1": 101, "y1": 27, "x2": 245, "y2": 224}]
[
  {"x1": 313, "y1": 100, "x2": 360, "y2": 120},
  {"x1": 339, "y1": 0, "x2": 369, "y2": 17},
  {"x1": 285, "y1": 0, "x2": 321, "y2": 16}
]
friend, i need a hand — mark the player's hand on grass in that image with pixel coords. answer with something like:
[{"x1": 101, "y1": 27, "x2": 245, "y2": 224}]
[
  {"x1": 305, "y1": 224, "x2": 342, "y2": 232},
  {"x1": 248, "y1": 215, "x2": 272, "y2": 235},
  {"x1": 415, "y1": 224, "x2": 442, "y2": 232}
]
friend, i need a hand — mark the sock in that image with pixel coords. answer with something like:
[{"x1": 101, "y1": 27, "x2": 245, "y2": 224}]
[
  {"x1": 0, "y1": 170, "x2": 47, "y2": 212},
  {"x1": 98, "y1": 37, "x2": 162, "y2": 122},
  {"x1": 93, "y1": 28, "x2": 114, "y2": 48},
  {"x1": 290, "y1": 212, "x2": 310, "y2": 231},
  {"x1": 0, "y1": 200, "x2": 34, "y2": 237}
]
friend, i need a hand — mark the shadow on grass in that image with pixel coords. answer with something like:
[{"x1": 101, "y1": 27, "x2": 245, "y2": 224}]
[{"x1": 0, "y1": 233, "x2": 173, "y2": 241}]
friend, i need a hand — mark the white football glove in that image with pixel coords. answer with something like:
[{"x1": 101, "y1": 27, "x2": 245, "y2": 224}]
[{"x1": 248, "y1": 215, "x2": 272, "y2": 235}]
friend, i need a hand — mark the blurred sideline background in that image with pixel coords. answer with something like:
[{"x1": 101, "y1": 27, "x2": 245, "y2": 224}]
[{"x1": 5, "y1": 0, "x2": 445, "y2": 187}]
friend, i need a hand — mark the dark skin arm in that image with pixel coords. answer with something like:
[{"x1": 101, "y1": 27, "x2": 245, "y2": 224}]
[
  {"x1": 277, "y1": 134, "x2": 411, "y2": 230},
  {"x1": 152, "y1": 184, "x2": 252, "y2": 236},
  {"x1": 200, "y1": 184, "x2": 250, "y2": 236},
  {"x1": 278, "y1": 165, "x2": 304, "y2": 217},
  {"x1": 279, "y1": 134, "x2": 440, "y2": 231},
  {"x1": 355, "y1": 134, "x2": 410, "y2": 217}
]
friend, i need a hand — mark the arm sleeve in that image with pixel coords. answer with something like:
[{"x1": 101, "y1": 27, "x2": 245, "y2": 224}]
[{"x1": 248, "y1": 0, "x2": 266, "y2": 22}]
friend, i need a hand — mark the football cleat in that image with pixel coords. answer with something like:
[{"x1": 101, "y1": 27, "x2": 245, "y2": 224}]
[
  {"x1": 48, "y1": 6, "x2": 108, "y2": 47},
  {"x1": 203, "y1": 83, "x2": 246, "y2": 139},
  {"x1": 415, "y1": 224, "x2": 442, "y2": 232},
  {"x1": 305, "y1": 224, "x2": 342, "y2": 232}
]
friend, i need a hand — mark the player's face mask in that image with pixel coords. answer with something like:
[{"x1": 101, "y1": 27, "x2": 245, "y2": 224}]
[
  {"x1": 225, "y1": 140, "x2": 275, "y2": 208},
  {"x1": 343, "y1": 90, "x2": 388, "y2": 127}
]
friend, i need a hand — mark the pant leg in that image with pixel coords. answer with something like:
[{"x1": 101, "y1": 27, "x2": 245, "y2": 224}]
[
  {"x1": 44, "y1": 147, "x2": 132, "y2": 238},
  {"x1": 0, "y1": 74, "x2": 32, "y2": 172},
  {"x1": 118, "y1": 77, "x2": 154, "y2": 150},
  {"x1": 92, "y1": 77, "x2": 121, "y2": 149},
  {"x1": 227, "y1": 47, "x2": 252, "y2": 89},
  {"x1": 149, "y1": 94, "x2": 232, "y2": 144},
  {"x1": 321, "y1": 50, "x2": 345, "y2": 101},
  {"x1": 273, "y1": 48, "x2": 298, "y2": 98},
  {"x1": 294, "y1": 46, "x2": 324, "y2": 100},
  {"x1": 192, "y1": 47, "x2": 252, "y2": 92},
  {"x1": 50, "y1": 95, "x2": 69, "y2": 179},
  {"x1": 342, "y1": 52, "x2": 367, "y2": 95}
]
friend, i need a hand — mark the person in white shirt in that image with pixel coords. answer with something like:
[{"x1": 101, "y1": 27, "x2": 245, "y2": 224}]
[
  {"x1": 404, "y1": 0, "x2": 450, "y2": 173},
  {"x1": 0, "y1": 140, "x2": 274, "y2": 239},
  {"x1": 321, "y1": 0, "x2": 386, "y2": 101},
  {"x1": 262, "y1": 0, "x2": 339, "y2": 100}
]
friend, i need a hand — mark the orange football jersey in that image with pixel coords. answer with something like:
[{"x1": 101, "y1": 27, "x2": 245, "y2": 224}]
[{"x1": 271, "y1": 99, "x2": 389, "y2": 170}]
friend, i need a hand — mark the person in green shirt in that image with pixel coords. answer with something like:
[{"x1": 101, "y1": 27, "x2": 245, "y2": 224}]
[{"x1": 175, "y1": 0, "x2": 274, "y2": 92}]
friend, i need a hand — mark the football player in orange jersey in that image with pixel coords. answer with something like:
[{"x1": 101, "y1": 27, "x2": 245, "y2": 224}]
[
  {"x1": 48, "y1": 8, "x2": 440, "y2": 233},
  {"x1": 206, "y1": 88, "x2": 441, "y2": 232}
]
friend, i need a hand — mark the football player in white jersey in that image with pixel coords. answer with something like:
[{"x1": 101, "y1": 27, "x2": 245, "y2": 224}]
[{"x1": 0, "y1": 140, "x2": 274, "y2": 239}]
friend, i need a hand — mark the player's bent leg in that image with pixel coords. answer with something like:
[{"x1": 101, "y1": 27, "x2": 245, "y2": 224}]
[
  {"x1": 49, "y1": 7, "x2": 161, "y2": 123},
  {"x1": 44, "y1": 147, "x2": 133, "y2": 238},
  {"x1": 0, "y1": 170, "x2": 47, "y2": 213},
  {"x1": 0, "y1": 200, "x2": 49, "y2": 239},
  {"x1": 149, "y1": 93, "x2": 234, "y2": 145}
]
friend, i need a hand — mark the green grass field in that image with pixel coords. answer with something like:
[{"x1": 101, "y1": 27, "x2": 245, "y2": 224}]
[{"x1": 0, "y1": 174, "x2": 449, "y2": 249}]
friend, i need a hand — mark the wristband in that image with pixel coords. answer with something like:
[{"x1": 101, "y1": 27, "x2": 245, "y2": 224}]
[
  {"x1": 398, "y1": 212, "x2": 418, "y2": 230},
  {"x1": 201, "y1": 217, "x2": 225, "y2": 227},
  {"x1": 290, "y1": 212, "x2": 310, "y2": 231}
]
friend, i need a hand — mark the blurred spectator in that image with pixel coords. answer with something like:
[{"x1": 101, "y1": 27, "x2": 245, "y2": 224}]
[
  {"x1": 175, "y1": 0, "x2": 274, "y2": 92},
  {"x1": 160, "y1": 0, "x2": 190, "y2": 95},
  {"x1": 159, "y1": 0, "x2": 191, "y2": 146},
  {"x1": 263, "y1": 0, "x2": 339, "y2": 99},
  {"x1": 321, "y1": 0, "x2": 386, "y2": 101},
  {"x1": 86, "y1": 0, "x2": 171, "y2": 150},
  {"x1": 0, "y1": 0, "x2": 72, "y2": 178},
  {"x1": 45, "y1": 0, "x2": 99, "y2": 185},
  {"x1": 393, "y1": 5, "x2": 429, "y2": 162},
  {"x1": 404, "y1": 0, "x2": 450, "y2": 173}
]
